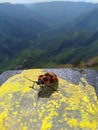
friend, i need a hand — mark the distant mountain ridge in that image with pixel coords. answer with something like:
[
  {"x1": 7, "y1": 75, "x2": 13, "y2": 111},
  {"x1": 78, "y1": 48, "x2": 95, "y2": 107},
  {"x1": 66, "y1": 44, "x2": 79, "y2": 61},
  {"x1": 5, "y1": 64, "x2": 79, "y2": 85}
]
[
  {"x1": 0, "y1": 1, "x2": 98, "y2": 72},
  {"x1": 26, "y1": 1, "x2": 98, "y2": 27},
  {"x1": 0, "y1": 3, "x2": 48, "y2": 38}
]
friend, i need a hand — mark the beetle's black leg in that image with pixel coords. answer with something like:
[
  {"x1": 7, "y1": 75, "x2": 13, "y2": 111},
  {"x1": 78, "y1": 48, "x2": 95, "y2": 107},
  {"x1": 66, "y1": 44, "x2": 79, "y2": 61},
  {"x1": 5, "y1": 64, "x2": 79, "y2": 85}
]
[
  {"x1": 47, "y1": 85, "x2": 59, "y2": 92},
  {"x1": 29, "y1": 82, "x2": 34, "y2": 88},
  {"x1": 39, "y1": 84, "x2": 41, "y2": 88},
  {"x1": 29, "y1": 82, "x2": 37, "y2": 91},
  {"x1": 42, "y1": 84, "x2": 44, "y2": 88},
  {"x1": 39, "y1": 84, "x2": 43, "y2": 88}
]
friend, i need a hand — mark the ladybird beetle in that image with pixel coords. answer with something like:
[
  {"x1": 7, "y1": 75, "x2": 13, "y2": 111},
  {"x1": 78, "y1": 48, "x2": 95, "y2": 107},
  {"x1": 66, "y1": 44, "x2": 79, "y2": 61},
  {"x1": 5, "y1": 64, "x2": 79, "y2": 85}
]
[
  {"x1": 37, "y1": 72, "x2": 58, "y2": 86},
  {"x1": 36, "y1": 72, "x2": 58, "y2": 91},
  {"x1": 24, "y1": 72, "x2": 58, "y2": 91}
]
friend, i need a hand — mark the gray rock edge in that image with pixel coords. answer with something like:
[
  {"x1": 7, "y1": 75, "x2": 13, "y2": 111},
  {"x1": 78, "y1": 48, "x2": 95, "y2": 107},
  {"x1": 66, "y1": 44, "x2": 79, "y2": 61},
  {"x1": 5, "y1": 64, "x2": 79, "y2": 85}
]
[{"x1": 0, "y1": 68, "x2": 98, "y2": 97}]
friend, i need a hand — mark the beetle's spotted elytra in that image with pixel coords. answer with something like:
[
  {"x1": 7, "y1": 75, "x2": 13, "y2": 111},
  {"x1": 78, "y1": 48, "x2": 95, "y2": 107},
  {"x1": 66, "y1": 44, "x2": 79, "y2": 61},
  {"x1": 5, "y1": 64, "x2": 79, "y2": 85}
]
[
  {"x1": 24, "y1": 72, "x2": 58, "y2": 92},
  {"x1": 38, "y1": 72, "x2": 58, "y2": 85}
]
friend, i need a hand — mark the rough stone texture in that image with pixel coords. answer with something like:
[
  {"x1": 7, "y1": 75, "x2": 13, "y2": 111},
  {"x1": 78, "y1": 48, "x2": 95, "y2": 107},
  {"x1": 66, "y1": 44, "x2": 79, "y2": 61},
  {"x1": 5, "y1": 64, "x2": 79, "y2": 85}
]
[
  {"x1": 0, "y1": 70, "x2": 22, "y2": 85},
  {"x1": 45, "y1": 68, "x2": 98, "y2": 97},
  {"x1": 0, "y1": 69, "x2": 98, "y2": 130}
]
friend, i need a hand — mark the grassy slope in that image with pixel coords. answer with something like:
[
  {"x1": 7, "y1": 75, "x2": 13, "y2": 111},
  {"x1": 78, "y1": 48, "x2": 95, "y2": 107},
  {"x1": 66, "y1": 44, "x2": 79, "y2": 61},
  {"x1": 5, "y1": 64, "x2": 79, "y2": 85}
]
[
  {"x1": 1, "y1": 30, "x2": 98, "y2": 72},
  {"x1": 1, "y1": 3, "x2": 98, "y2": 71}
]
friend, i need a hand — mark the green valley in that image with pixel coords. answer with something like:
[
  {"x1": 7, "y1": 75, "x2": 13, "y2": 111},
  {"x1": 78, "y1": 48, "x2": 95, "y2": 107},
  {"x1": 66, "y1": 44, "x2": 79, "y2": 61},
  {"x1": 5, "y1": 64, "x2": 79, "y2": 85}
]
[{"x1": 0, "y1": 1, "x2": 98, "y2": 72}]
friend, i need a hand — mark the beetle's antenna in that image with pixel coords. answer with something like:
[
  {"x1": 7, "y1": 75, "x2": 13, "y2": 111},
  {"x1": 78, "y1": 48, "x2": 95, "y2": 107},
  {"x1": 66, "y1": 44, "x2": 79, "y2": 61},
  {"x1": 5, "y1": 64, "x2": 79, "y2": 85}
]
[
  {"x1": 23, "y1": 76, "x2": 38, "y2": 90},
  {"x1": 23, "y1": 76, "x2": 38, "y2": 84}
]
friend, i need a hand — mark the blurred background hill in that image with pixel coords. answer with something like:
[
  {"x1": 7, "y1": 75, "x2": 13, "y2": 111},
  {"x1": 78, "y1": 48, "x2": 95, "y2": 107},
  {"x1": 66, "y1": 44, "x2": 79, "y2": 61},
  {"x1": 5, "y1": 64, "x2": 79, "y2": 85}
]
[{"x1": 0, "y1": 1, "x2": 98, "y2": 72}]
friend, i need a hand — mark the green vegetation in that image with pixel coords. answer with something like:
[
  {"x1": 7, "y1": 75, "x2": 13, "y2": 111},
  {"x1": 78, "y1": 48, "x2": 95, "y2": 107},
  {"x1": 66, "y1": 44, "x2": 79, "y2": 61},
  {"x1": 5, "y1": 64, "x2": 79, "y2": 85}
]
[{"x1": 1, "y1": 2, "x2": 98, "y2": 73}]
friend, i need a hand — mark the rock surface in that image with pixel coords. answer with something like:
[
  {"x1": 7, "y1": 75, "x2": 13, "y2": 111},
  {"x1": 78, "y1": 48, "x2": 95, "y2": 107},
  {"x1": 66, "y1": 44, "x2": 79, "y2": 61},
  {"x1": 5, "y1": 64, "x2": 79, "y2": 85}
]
[{"x1": 0, "y1": 68, "x2": 98, "y2": 130}]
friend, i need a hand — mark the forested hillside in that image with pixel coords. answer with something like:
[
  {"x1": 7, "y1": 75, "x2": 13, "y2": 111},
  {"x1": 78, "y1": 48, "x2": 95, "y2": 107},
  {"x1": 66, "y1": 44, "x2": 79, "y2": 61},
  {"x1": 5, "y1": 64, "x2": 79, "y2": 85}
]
[{"x1": 0, "y1": 1, "x2": 98, "y2": 72}]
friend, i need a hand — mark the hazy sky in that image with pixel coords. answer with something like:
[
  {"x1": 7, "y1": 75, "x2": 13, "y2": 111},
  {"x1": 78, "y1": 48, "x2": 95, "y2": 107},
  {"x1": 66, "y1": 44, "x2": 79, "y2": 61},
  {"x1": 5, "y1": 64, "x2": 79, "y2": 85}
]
[{"x1": 0, "y1": 0, "x2": 98, "y2": 4}]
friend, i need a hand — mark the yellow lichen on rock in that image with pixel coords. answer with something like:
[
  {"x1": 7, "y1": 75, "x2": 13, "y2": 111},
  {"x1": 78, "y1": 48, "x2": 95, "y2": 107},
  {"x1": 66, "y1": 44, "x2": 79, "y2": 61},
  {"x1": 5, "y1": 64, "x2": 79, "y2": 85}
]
[
  {"x1": 0, "y1": 69, "x2": 98, "y2": 130},
  {"x1": 0, "y1": 69, "x2": 44, "y2": 130}
]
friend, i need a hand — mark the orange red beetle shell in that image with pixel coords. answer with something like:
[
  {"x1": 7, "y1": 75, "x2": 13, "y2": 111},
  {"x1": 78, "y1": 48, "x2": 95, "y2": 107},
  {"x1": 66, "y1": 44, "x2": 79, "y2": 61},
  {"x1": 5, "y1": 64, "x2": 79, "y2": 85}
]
[{"x1": 37, "y1": 72, "x2": 58, "y2": 85}]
